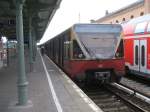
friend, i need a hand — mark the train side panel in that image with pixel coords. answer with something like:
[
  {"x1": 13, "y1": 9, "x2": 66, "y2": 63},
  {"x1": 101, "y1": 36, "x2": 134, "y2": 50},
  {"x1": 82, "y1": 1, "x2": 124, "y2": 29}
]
[
  {"x1": 123, "y1": 14, "x2": 150, "y2": 78},
  {"x1": 124, "y1": 38, "x2": 134, "y2": 66},
  {"x1": 44, "y1": 24, "x2": 124, "y2": 83}
]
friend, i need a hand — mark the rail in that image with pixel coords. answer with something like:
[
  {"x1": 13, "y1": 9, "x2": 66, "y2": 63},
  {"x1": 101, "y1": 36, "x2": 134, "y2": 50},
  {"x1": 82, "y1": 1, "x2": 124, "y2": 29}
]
[
  {"x1": 112, "y1": 83, "x2": 150, "y2": 104},
  {"x1": 107, "y1": 83, "x2": 150, "y2": 112}
]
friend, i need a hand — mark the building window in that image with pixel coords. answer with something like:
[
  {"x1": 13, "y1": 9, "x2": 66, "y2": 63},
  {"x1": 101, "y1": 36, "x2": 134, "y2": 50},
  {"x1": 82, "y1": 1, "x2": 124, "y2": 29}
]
[
  {"x1": 130, "y1": 15, "x2": 134, "y2": 19},
  {"x1": 122, "y1": 18, "x2": 126, "y2": 21},
  {"x1": 140, "y1": 12, "x2": 144, "y2": 16}
]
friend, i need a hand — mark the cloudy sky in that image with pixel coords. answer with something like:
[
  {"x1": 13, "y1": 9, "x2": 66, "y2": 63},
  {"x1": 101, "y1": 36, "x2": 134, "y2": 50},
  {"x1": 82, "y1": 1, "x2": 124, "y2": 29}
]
[{"x1": 39, "y1": 0, "x2": 138, "y2": 44}]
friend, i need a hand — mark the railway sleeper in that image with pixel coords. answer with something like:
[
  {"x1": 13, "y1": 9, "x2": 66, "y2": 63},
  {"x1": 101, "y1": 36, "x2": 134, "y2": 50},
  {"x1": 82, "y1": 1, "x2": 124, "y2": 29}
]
[
  {"x1": 89, "y1": 94, "x2": 111, "y2": 99},
  {"x1": 93, "y1": 97, "x2": 115, "y2": 104},
  {"x1": 102, "y1": 106, "x2": 129, "y2": 112},
  {"x1": 98, "y1": 101, "x2": 125, "y2": 108}
]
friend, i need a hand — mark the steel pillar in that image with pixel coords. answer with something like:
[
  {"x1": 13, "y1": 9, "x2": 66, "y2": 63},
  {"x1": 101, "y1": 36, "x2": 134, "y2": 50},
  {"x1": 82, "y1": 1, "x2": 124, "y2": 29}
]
[
  {"x1": 7, "y1": 41, "x2": 9, "y2": 66},
  {"x1": 29, "y1": 16, "x2": 33, "y2": 71},
  {"x1": 16, "y1": 0, "x2": 28, "y2": 105},
  {"x1": 32, "y1": 30, "x2": 36, "y2": 61}
]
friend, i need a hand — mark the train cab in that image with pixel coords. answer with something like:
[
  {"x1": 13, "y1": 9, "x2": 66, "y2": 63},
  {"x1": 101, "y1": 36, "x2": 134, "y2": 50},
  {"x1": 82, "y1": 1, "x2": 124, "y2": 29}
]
[{"x1": 45, "y1": 24, "x2": 125, "y2": 84}]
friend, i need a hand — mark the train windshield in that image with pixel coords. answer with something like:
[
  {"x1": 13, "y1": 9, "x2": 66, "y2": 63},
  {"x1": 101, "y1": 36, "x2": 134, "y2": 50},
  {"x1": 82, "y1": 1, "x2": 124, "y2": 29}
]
[{"x1": 76, "y1": 32, "x2": 120, "y2": 59}]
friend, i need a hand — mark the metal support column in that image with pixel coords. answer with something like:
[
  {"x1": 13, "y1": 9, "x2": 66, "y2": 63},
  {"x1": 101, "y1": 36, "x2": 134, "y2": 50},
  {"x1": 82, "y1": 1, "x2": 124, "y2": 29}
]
[
  {"x1": 29, "y1": 16, "x2": 33, "y2": 71},
  {"x1": 16, "y1": 0, "x2": 28, "y2": 105},
  {"x1": 32, "y1": 30, "x2": 36, "y2": 62},
  {"x1": 6, "y1": 41, "x2": 9, "y2": 66}
]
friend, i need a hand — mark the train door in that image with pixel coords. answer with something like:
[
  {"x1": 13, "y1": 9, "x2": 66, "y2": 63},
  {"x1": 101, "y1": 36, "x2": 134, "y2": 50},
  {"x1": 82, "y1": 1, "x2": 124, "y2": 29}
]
[{"x1": 134, "y1": 40, "x2": 147, "y2": 73}]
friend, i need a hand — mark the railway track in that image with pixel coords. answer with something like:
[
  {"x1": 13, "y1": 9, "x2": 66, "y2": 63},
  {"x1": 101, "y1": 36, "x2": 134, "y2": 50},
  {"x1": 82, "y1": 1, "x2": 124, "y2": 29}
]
[
  {"x1": 120, "y1": 77, "x2": 150, "y2": 97},
  {"x1": 108, "y1": 83, "x2": 150, "y2": 112},
  {"x1": 80, "y1": 83, "x2": 150, "y2": 112}
]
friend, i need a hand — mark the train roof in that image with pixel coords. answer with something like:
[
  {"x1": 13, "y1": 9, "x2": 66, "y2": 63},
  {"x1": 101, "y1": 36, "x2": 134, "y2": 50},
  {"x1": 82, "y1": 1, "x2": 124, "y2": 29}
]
[
  {"x1": 123, "y1": 14, "x2": 150, "y2": 36},
  {"x1": 73, "y1": 24, "x2": 122, "y2": 34},
  {"x1": 48, "y1": 23, "x2": 122, "y2": 41}
]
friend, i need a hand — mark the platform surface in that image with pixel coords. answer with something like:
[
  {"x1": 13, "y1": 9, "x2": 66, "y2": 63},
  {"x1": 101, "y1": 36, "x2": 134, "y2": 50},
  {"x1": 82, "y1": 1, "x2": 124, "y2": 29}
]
[{"x1": 0, "y1": 49, "x2": 102, "y2": 112}]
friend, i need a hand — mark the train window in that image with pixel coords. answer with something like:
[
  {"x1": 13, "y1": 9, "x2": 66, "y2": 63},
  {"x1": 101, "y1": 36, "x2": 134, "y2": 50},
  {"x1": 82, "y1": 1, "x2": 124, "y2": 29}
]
[
  {"x1": 147, "y1": 22, "x2": 150, "y2": 32},
  {"x1": 134, "y1": 22, "x2": 147, "y2": 34},
  {"x1": 115, "y1": 39, "x2": 124, "y2": 58},
  {"x1": 73, "y1": 40, "x2": 85, "y2": 59},
  {"x1": 141, "y1": 45, "x2": 145, "y2": 66},
  {"x1": 135, "y1": 45, "x2": 138, "y2": 65},
  {"x1": 64, "y1": 41, "x2": 70, "y2": 59},
  {"x1": 76, "y1": 33, "x2": 119, "y2": 59}
]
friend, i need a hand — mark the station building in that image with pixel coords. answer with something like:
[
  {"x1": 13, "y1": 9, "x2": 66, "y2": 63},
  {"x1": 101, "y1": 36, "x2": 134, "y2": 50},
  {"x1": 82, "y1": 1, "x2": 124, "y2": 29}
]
[{"x1": 93, "y1": 0, "x2": 150, "y2": 24}]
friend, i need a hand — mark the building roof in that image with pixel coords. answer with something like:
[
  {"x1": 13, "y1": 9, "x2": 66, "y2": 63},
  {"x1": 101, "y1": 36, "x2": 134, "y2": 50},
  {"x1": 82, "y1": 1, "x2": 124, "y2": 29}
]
[
  {"x1": 0, "y1": 0, "x2": 62, "y2": 42},
  {"x1": 95, "y1": 0, "x2": 144, "y2": 22}
]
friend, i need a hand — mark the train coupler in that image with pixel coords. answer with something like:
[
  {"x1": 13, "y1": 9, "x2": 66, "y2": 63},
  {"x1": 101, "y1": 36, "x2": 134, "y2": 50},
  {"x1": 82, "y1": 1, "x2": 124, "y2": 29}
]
[{"x1": 95, "y1": 71, "x2": 111, "y2": 83}]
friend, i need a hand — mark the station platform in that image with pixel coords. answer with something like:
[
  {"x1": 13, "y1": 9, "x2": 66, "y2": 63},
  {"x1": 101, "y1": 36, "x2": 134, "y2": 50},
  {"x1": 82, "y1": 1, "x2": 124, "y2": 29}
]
[{"x1": 0, "y1": 49, "x2": 102, "y2": 112}]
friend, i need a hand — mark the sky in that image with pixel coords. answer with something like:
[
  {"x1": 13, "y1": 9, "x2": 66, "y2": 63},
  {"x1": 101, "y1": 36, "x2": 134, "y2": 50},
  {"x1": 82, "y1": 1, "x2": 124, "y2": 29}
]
[{"x1": 38, "y1": 0, "x2": 139, "y2": 45}]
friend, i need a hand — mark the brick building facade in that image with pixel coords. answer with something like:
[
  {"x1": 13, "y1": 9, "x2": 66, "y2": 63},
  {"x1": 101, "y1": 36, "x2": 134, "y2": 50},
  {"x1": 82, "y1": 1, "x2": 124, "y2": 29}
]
[{"x1": 94, "y1": 0, "x2": 150, "y2": 24}]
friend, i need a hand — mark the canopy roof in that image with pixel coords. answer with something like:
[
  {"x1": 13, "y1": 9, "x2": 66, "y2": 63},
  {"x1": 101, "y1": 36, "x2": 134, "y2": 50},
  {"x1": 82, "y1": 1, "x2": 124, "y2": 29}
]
[{"x1": 0, "y1": 0, "x2": 62, "y2": 42}]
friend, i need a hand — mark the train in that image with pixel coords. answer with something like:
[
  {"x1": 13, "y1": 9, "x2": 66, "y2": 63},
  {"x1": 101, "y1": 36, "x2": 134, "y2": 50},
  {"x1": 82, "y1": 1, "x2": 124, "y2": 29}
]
[
  {"x1": 123, "y1": 14, "x2": 150, "y2": 79},
  {"x1": 44, "y1": 24, "x2": 125, "y2": 84}
]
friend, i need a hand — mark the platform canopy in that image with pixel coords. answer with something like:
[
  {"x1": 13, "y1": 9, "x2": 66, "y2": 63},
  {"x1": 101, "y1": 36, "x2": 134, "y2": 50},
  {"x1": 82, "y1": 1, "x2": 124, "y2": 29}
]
[{"x1": 0, "y1": 0, "x2": 62, "y2": 42}]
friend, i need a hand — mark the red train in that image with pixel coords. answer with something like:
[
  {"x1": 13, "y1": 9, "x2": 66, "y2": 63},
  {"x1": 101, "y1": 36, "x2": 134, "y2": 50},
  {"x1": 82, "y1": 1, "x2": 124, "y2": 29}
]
[
  {"x1": 123, "y1": 14, "x2": 150, "y2": 79},
  {"x1": 44, "y1": 24, "x2": 125, "y2": 84}
]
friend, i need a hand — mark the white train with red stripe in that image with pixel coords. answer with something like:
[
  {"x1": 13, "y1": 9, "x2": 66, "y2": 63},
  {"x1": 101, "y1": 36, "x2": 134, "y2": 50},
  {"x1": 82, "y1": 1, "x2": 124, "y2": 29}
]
[
  {"x1": 44, "y1": 24, "x2": 125, "y2": 84},
  {"x1": 123, "y1": 14, "x2": 150, "y2": 78}
]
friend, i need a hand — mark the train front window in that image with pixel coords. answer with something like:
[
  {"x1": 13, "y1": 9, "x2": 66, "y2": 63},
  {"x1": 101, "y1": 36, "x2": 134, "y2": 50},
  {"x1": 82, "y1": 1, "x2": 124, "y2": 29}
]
[
  {"x1": 76, "y1": 33, "x2": 120, "y2": 59},
  {"x1": 115, "y1": 39, "x2": 124, "y2": 58},
  {"x1": 73, "y1": 40, "x2": 85, "y2": 59}
]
